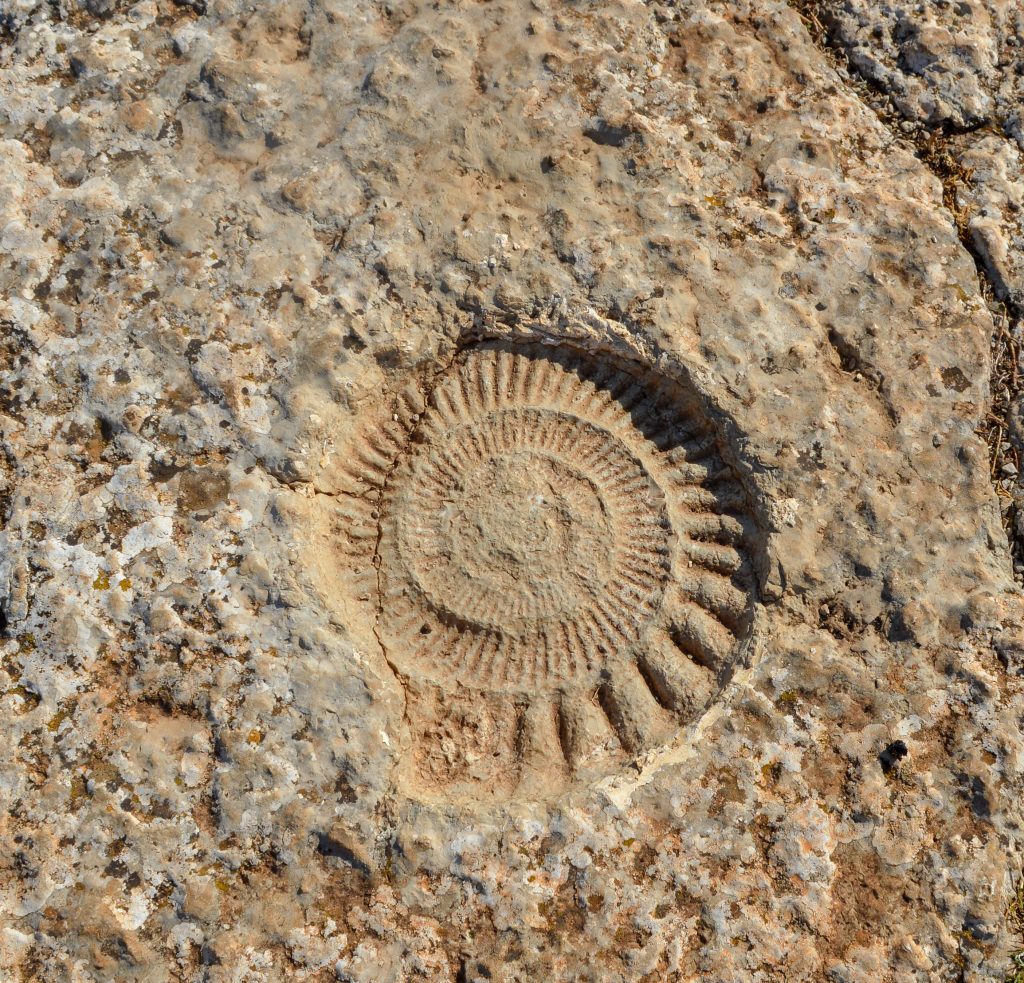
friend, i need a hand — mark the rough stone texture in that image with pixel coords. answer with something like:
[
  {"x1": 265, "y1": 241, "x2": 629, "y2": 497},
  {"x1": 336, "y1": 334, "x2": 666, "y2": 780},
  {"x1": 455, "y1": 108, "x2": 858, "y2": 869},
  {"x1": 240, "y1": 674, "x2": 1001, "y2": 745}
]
[
  {"x1": 1, "y1": 1, "x2": 1022, "y2": 981},
  {"x1": 812, "y1": 0, "x2": 1024, "y2": 309},
  {"x1": 814, "y1": 0, "x2": 1021, "y2": 129},
  {"x1": 960, "y1": 132, "x2": 1024, "y2": 310}
]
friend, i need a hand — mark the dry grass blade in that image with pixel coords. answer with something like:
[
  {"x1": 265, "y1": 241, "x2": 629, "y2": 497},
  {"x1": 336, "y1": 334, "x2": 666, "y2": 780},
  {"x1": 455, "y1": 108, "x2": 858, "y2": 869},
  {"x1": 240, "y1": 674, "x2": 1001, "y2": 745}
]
[{"x1": 1007, "y1": 872, "x2": 1024, "y2": 983}]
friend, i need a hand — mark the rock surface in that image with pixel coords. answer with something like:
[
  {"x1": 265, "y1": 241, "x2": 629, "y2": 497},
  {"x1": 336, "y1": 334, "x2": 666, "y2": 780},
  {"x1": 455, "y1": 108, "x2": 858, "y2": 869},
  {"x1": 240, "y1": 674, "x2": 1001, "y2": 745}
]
[
  {"x1": 1, "y1": 0, "x2": 1022, "y2": 981},
  {"x1": 811, "y1": 0, "x2": 1024, "y2": 309}
]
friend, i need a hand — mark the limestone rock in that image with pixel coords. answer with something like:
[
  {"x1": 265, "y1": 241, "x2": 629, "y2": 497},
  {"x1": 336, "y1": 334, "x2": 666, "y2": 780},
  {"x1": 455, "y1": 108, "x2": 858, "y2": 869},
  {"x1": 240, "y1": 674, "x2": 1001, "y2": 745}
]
[
  {"x1": 0, "y1": 0, "x2": 1022, "y2": 981},
  {"x1": 813, "y1": 0, "x2": 1024, "y2": 308},
  {"x1": 960, "y1": 134, "x2": 1024, "y2": 311},
  {"x1": 813, "y1": 0, "x2": 1020, "y2": 129}
]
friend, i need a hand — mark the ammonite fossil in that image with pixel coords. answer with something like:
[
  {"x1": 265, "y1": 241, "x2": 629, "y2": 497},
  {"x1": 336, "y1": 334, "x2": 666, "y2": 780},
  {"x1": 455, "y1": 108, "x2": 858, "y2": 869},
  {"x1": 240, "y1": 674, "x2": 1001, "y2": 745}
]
[{"x1": 330, "y1": 341, "x2": 759, "y2": 798}]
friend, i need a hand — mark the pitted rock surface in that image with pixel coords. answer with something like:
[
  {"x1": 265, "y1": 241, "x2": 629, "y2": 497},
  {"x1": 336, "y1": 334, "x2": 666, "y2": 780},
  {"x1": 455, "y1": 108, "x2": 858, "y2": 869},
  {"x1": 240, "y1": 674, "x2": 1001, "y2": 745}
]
[
  {"x1": 1, "y1": 0, "x2": 1023, "y2": 981},
  {"x1": 808, "y1": 0, "x2": 1024, "y2": 310}
]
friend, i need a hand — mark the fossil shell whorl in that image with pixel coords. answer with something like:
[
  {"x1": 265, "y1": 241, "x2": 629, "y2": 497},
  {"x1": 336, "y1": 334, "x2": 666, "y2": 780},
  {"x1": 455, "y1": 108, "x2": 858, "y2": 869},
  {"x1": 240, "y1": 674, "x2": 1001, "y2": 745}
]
[
  {"x1": 382, "y1": 403, "x2": 673, "y2": 690},
  {"x1": 333, "y1": 341, "x2": 759, "y2": 794}
]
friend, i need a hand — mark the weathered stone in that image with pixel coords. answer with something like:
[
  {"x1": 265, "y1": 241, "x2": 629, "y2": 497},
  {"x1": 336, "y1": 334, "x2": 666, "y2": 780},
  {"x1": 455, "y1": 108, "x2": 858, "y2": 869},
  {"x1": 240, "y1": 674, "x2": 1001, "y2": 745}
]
[
  {"x1": 0, "y1": 0, "x2": 1022, "y2": 981},
  {"x1": 961, "y1": 134, "x2": 1024, "y2": 311},
  {"x1": 813, "y1": 0, "x2": 1024, "y2": 308}
]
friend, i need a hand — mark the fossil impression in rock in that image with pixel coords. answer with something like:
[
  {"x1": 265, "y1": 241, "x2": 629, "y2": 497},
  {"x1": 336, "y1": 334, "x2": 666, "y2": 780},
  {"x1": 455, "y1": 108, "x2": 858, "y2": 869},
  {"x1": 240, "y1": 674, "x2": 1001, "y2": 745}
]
[{"x1": 329, "y1": 342, "x2": 759, "y2": 799}]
